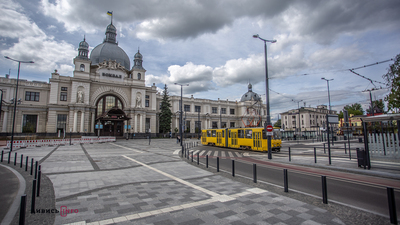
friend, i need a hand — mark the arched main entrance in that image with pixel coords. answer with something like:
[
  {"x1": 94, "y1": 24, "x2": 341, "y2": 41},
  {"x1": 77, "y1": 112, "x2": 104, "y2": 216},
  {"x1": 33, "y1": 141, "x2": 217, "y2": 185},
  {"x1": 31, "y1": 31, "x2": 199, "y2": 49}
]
[{"x1": 95, "y1": 95, "x2": 130, "y2": 136}]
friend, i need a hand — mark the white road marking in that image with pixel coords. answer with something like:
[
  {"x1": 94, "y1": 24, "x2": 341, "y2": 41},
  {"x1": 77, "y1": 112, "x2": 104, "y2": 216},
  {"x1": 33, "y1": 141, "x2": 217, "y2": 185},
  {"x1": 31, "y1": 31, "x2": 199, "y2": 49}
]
[{"x1": 110, "y1": 143, "x2": 143, "y2": 153}]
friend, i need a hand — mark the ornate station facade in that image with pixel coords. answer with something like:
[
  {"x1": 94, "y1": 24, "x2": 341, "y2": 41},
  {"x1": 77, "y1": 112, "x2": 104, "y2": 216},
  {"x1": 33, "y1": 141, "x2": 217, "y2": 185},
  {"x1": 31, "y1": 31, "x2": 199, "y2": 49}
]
[{"x1": 0, "y1": 22, "x2": 266, "y2": 137}]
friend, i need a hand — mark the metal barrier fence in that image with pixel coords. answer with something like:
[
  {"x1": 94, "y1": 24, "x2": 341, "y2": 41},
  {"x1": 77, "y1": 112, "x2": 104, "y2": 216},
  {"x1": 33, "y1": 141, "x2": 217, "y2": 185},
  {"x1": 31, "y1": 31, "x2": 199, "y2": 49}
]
[
  {"x1": 6, "y1": 137, "x2": 116, "y2": 148},
  {"x1": 368, "y1": 133, "x2": 400, "y2": 158}
]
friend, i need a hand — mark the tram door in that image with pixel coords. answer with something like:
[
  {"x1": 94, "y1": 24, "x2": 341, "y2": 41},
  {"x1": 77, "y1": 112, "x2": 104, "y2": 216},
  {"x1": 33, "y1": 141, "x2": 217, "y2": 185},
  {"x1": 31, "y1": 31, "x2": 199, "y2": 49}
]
[
  {"x1": 252, "y1": 131, "x2": 262, "y2": 151},
  {"x1": 216, "y1": 130, "x2": 225, "y2": 147},
  {"x1": 231, "y1": 131, "x2": 238, "y2": 148}
]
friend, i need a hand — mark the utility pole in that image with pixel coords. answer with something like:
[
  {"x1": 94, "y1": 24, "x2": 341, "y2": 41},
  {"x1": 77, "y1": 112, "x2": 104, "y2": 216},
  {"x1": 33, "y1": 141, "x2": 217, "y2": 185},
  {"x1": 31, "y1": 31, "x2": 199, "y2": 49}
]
[{"x1": 363, "y1": 88, "x2": 379, "y2": 116}]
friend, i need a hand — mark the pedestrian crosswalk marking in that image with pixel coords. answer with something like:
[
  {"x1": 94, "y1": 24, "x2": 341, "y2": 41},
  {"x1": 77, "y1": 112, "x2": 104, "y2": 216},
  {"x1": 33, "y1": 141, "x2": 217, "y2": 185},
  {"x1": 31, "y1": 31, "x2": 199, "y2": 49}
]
[
  {"x1": 213, "y1": 151, "x2": 219, "y2": 157},
  {"x1": 172, "y1": 148, "x2": 243, "y2": 158},
  {"x1": 221, "y1": 151, "x2": 226, "y2": 158}
]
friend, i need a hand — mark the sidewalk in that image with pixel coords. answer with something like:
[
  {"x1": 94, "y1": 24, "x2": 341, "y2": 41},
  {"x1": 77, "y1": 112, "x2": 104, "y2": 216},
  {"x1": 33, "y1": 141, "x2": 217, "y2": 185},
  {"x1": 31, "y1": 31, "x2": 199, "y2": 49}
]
[{"x1": 0, "y1": 139, "x2": 394, "y2": 225}]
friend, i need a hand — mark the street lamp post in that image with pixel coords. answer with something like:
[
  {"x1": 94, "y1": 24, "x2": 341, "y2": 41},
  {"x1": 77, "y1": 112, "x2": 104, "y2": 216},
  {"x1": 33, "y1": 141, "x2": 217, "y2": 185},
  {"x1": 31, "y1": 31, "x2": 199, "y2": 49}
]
[
  {"x1": 292, "y1": 99, "x2": 303, "y2": 139},
  {"x1": 4, "y1": 56, "x2": 34, "y2": 152},
  {"x1": 322, "y1": 78, "x2": 334, "y2": 145},
  {"x1": 321, "y1": 78, "x2": 333, "y2": 112},
  {"x1": 174, "y1": 83, "x2": 189, "y2": 149},
  {"x1": 253, "y1": 34, "x2": 276, "y2": 160}
]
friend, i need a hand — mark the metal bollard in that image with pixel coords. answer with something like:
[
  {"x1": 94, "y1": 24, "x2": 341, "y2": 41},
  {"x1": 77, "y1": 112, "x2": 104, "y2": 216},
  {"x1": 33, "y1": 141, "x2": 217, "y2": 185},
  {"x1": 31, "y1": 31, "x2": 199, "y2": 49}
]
[
  {"x1": 387, "y1": 187, "x2": 398, "y2": 224},
  {"x1": 314, "y1": 147, "x2": 317, "y2": 163},
  {"x1": 284, "y1": 169, "x2": 288, "y2": 192},
  {"x1": 206, "y1": 155, "x2": 208, "y2": 168},
  {"x1": 344, "y1": 143, "x2": 347, "y2": 154},
  {"x1": 30, "y1": 158, "x2": 34, "y2": 175},
  {"x1": 37, "y1": 170, "x2": 41, "y2": 197},
  {"x1": 8, "y1": 151, "x2": 11, "y2": 164},
  {"x1": 31, "y1": 179, "x2": 37, "y2": 214},
  {"x1": 1, "y1": 150, "x2": 3, "y2": 162},
  {"x1": 14, "y1": 152, "x2": 17, "y2": 166},
  {"x1": 19, "y1": 194, "x2": 27, "y2": 225},
  {"x1": 324, "y1": 143, "x2": 326, "y2": 154},
  {"x1": 20, "y1": 154, "x2": 23, "y2": 168},
  {"x1": 34, "y1": 161, "x2": 38, "y2": 179},
  {"x1": 289, "y1": 147, "x2": 291, "y2": 162},
  {"x1": 25, "y1": 156, "x2": 28, "y2": 171},
  {"x1": 191, "y1": 152, "x2": 193, "y2": 162},
  {"x1": 232, "y1": 160, "x2": 235, "y2": 177},
  {"x1": 197, "y1": 153, "x2": 199, "y2": 165},
  {"x1": 253, "y1": 164, "x2": 257, "y2": 183},
  {"x1": 217, "y1": 157, "x2": 219, "y2": 172},
  {"x1": 322, "y1": 176, "x2": 328, "y2": 204}
]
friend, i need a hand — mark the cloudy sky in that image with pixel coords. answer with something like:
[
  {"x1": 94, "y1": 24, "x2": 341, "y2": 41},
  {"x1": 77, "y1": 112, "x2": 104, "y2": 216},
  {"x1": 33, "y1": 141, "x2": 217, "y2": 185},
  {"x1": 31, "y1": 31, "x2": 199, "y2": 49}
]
[{"x1": 1, "y1": 0, "x2": 399, "y2": 122}]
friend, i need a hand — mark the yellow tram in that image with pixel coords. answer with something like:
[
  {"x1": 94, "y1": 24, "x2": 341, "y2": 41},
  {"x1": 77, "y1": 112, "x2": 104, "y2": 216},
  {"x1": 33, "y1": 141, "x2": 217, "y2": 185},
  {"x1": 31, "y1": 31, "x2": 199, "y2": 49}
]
[{"x1": 201, "y1": 127, "x2": 281, "y2": 152}]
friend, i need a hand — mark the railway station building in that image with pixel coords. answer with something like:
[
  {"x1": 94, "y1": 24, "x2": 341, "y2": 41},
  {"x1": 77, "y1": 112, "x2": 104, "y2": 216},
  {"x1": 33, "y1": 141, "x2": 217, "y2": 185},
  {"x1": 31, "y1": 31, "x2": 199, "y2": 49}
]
[{"x1": 0, "y1": 22, "x2": 266, "y2": 138}]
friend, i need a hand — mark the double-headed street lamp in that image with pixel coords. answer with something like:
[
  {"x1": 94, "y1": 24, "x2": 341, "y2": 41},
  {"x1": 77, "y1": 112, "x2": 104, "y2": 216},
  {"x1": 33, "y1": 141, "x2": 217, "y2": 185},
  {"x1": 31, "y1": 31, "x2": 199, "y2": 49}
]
[
  {"x1": 321, "y1": 78, "x2": 333, "y2": 112},
  {"x1": 174, "y1": 83, "x2": 189, "y2": 149},
  {"x1": 4, "y1": 56, "x2": 34, "y2": 152},
  {"x1": 253, "y1": 34, "x2": 276, "y2": 160}
]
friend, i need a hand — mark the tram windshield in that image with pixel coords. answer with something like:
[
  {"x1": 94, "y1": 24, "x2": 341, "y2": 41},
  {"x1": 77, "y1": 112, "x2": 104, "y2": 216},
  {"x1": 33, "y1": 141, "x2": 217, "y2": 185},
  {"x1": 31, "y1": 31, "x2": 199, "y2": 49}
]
[{"x1": 273, "y1": 129, "x2": 281, "y2": 139}]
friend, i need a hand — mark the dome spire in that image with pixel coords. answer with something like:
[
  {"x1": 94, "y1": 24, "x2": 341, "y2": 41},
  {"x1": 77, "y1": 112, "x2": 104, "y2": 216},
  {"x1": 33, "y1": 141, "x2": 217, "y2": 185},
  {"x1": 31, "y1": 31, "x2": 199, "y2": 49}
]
[{"x1": 77, "y1": 36, "x2": 89, "y2": 59}]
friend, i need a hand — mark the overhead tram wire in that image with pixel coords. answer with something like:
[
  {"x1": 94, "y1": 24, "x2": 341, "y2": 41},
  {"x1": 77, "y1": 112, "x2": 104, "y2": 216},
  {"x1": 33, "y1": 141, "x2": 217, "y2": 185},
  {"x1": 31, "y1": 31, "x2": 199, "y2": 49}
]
[{"x1": 275, "y1": 58, "x2": 394, "y2": 78}]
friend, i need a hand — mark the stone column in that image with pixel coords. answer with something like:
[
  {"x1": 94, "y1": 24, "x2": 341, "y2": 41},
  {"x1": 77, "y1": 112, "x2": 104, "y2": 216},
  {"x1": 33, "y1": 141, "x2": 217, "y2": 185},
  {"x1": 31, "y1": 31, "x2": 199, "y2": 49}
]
[
  {"x1": 2, "y1": 111, "x2": 8, "y2": 132},
  {"x1": 140, "y1": 114, "x2": 143, "y2": 133},
  {"x1": 134, "y1": 114, "x2": 137, "y2": 133},
  {"x1": 80, "y1": 111, "x2": 85, "y2": 133},
  {"x1": 73, "y1": 111, "x2": 78, "y2": 132},
  {"x1": 91, "y1": 112, "x2": 95, "y2": 133}
]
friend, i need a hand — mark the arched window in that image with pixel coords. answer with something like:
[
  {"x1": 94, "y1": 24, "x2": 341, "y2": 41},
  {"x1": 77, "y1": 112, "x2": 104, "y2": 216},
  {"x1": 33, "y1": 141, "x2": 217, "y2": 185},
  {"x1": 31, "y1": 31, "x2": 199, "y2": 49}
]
[
  {"x1": 137, "y1": 73, "x2": 141, "y2": 80},
  {"x1": 80, "y1": 64, "x2": 85, "y2": 71},
  {"x1": 96, "y1": 95, "x2": 123, "y2": 117}
]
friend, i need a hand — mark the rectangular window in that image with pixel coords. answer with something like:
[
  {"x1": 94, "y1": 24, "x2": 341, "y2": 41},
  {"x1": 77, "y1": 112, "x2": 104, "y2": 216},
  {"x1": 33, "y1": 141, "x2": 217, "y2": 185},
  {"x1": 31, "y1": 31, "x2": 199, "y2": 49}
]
[
  {"x1": 184, "y1": 105, "x2": 190, "y2": 112},
  {"x1": 221, "y1": 108, "x2": 226, "y2": 114},
  {"x1": 212, "y1": 107, "x2": 217, "y2": 114},
  {"x1": 185, "y1": 120, "x2": 190, "y2": 133},
  {"x1": 145, "y1": 95, "x2": 149, "y2": 98},
  {"x1": 57, "y1": 114, "x2": 67, "y2": 129},
  {"x1": 212, "y1": 121, "x2": 218, "y2": 128},
  {"x1": 22, "y1": 115, "x2": 37, "y2": 133},
  {"x1": 221, "y1": 122, "x2": 226, "y2": 128},
  {"x1": 25, "y1": 92, "x2": 40, "y2": 101},
  {"x1": 61, "y1": 87, "x2": 68, "y2": 91},
  {"x1": 145, "y1": 100, "x2": 149, "y2": 107},
  {"x1": 238, "y1": 129, "x2": 244, "y2": 138},
  {"x1": 245, "y1": 129, "x2": 252, "y2": 139},
  {"x1": 230, "y1": 109, "x2": 235, "y2": 115},
  {"x1": 145, "y1": 118, "x2": 150, "y2": 132},
  {"x1": 207, "y1": 130, "x2": 211, "y2": 137},
  {"x1": 212, "y1": 130, "x2": 216, "y2": 137},
  {"x1": 195, "y1": 106, "x2": 201, "y2": 112},
  {"x1": 230, "y1": 122, "x2": 235, "y2": 128},
  {"x1": 195, "y1": 121, "x2": 201, "y2": 133},
  {"x1": 60, "y1": 92, "x2": 67, "y2": 101}
]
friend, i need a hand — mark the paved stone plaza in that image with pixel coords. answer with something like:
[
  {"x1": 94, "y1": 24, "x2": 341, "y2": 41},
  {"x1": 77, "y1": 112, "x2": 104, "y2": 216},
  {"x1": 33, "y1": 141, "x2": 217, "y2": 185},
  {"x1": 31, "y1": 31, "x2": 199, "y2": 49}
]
[{"x1": 8, "y1": 139, "x2": 345, "y2": 225}]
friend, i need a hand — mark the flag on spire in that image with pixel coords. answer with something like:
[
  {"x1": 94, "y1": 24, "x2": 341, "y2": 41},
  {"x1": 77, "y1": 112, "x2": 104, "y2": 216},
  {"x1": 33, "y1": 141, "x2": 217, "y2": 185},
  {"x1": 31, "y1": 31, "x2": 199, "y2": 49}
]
[{"x1": 107, "y1": 11, "x2": 113, "y2": 16}]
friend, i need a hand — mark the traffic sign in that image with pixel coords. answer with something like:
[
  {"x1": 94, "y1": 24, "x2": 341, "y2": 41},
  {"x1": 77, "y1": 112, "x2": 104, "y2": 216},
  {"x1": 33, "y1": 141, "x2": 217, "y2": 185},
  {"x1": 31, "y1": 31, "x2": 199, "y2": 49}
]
[{"x1": 266, "y1": 125, "x2": 273, "y2": 132}]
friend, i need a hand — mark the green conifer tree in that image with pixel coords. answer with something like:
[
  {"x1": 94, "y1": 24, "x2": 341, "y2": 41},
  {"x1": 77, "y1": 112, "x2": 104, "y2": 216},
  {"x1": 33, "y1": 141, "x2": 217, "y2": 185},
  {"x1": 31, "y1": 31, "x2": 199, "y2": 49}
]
[{"x1": 159, "y1": 84, "x2": 172, "y2": 134}]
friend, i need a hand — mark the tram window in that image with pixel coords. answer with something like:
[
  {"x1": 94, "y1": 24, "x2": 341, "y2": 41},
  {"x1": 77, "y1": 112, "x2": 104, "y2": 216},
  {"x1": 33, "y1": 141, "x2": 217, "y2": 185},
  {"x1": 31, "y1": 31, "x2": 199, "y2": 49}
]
[
  {"x1": 262, "y1": 130, "x2": 267, "y2": 139},
  {"x1": 228, "y1": 130, "x2": 231, "y2": 138},
  {"x1": 207, "y1": 130, "x2": 211, "y2": 137},
  {"x1": 245, "y1": 130, "x2": 252, "y2": 139},
  {"x1": 222, "y1": 130, "x2": 224, "y2": 138},
  {"x1": 212, "y1": 130, "x2": 216, "y2": 137},
  {"x1": 238, "y1": 130, "x2": 244, "y2": 138}
]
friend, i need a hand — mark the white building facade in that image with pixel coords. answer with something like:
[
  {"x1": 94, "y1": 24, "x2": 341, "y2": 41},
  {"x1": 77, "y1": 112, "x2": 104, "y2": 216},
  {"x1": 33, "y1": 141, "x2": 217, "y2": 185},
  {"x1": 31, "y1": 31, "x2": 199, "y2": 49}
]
[{"x1": 0, "y1": 22, "x2": 266, "y2": 138}]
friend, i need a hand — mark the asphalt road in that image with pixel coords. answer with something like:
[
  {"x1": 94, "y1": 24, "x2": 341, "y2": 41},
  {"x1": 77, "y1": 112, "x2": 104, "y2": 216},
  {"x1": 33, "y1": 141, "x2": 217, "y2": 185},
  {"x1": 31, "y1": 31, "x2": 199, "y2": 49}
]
[{"x1": 189, "y1": 145, "x2": 400, "y2": 219}]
